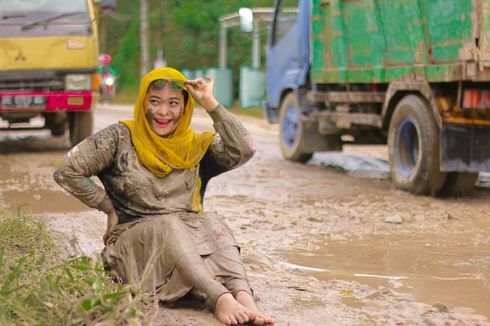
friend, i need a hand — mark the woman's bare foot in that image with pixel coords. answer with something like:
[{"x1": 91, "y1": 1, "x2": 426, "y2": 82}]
[
  {"x1": 214, "y1": 292, "x2": 255, "y2": 325},
  {"x1": 235, "y1": 291, "x2": 274, "y2": 325}
]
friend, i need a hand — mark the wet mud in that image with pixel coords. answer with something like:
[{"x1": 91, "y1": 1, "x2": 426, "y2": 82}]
[
  {"x1": 0, "y1": 104, "x2": 489, "y2": 325},
  {"x1": 279, "y1": 233, "x2": 490, "y2": 317}
]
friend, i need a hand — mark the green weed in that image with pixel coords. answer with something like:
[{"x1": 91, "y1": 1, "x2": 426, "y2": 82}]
[{"x1": 0, "y1": 208, "x2": 145, "y2": 325}]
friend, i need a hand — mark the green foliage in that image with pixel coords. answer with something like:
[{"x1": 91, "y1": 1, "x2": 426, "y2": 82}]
[
  {"x1": 100, "y1": 0, "x2": 274, "y2": 94},
  {"x1": 111, "y1": 21, "x2": 141, "y2": 91},
  {"x1": 0, "y1": 208, "x2": 143, "y2": 325}
]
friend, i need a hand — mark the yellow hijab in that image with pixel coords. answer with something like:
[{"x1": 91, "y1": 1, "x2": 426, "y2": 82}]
[{"x1": 121, "y1": 67, "x2": 215, "y2": 178}]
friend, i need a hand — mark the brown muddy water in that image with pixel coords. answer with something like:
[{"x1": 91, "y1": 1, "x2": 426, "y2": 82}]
[
  {"x1": 1, "y1": 189, "x2": 88, "y2": 214},
  {"x1": 298, "y1": 145, "x2": 490, "y2": 317},
  {"x1": 279, "y1": 232, "x2": 490, "y2": 317}
]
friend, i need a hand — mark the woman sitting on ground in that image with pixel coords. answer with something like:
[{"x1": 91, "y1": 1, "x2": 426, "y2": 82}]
[{"x1": 54, "y1": 67, "x2": 274, "y2": 325}]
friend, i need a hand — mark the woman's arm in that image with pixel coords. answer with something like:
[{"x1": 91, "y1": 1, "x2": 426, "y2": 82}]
[
  {"x1": 185, "y1": 77, "x2": 256, "y2": 169},
  {"x1": 53, "y1": 125, "x2": 119, "y2": 214},
  {"x1": 206, "y1": 105, "x2": 256, "y2": 169}
]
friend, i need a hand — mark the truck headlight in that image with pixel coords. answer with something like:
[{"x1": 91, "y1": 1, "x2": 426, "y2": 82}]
[{"x1": 65, "y1": 74, "x2": 92, "y2": 91}]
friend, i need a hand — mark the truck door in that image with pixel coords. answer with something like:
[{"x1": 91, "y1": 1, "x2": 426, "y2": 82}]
[{"x1": 266, "y1": 0, "x2": 302, "y2": 111}]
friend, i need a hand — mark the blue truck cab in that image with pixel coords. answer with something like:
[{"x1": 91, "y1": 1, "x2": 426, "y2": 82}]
[{"x1": 264, "y1": 0, "x2": 308, "y2": 123}]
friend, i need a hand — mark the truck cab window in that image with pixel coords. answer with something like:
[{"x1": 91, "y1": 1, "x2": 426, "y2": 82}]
[
  {"x1": 272, "y1": 0, "x2": 299, "y2": 45},
  {"x1": 0, "y1": 0, "x2": 90, "y2": 37},
  {"x1": 0, "y1": 0, "x2": 88, "y2": 12}
]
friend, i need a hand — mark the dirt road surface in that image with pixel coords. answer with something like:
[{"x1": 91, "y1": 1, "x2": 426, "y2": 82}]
[{"x1": 1, "y1": 104, "x2": 489, "y2": 325}]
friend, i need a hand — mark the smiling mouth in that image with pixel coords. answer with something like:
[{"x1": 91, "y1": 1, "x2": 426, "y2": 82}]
[{"x1": 154, "y1": 119, "x2": 172, "y2": 127}]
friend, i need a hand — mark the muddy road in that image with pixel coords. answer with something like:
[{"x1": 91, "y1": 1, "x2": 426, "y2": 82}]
[{"x1": 0, "y1": 104, "x2": 489, "y2": 325}]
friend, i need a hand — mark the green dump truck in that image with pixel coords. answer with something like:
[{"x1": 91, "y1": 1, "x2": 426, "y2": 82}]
[{"x1": 264, "y1": 0, "x2": 490, "y2": 196}]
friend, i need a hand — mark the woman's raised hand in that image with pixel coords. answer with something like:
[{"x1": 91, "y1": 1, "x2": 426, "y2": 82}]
[{"x1": 184, "y1": 76, "x2": 220, "y2": 111}]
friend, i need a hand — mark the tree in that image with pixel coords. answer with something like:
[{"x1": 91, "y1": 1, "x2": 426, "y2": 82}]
[{"x1": 103, "y1": 0, "x2": 273, "y2": 93}]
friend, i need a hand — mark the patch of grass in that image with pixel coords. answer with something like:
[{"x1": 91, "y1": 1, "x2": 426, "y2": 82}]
[{"x1": 0, "y1": 208, "x2": 145, "y2": 325}]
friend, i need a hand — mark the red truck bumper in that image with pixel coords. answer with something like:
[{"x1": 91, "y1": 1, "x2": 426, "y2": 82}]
[{"x1": 0, "y1": 91, "x2": 93, "y2": 112}]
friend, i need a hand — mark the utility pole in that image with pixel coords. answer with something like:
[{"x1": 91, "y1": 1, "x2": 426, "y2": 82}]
[
  {"x1": 252, "y1": 18, "x2": 260, "y2": 69},
  {"x1": 99, "y1": 14, "x2": 107, "y2": 54},
  {"x1": 154, "y1": 0, "x2": 165, "y2": 68},
  {"x1": 219, "y1": 24, "x2": 227, "y2": 69},
  {"x1": 140, "y1": 0, "x2": 150, "y2": 78}
]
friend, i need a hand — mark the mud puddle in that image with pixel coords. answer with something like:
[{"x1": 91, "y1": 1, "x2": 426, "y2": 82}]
[
  {"x1": 311, "y1": 145, "x2": 490, "y2": 188},
  {"x1": 0, "y1": 133, "x2": 69, "y2": 153},
  {"x1": 478, "y1": 172, "x2": 490, "y2": 188},
  {"x1": 311, "y1": 152, "x2": 389, "y2": 179},
  {"x1": 278, "y1": 233, "x2": 490, "y2": 317},
  {"x1": 0, "y1": 145, "x2": 87, "y2": 214},
  {"x1": 1, "y1": 189, "x2": 88, "y2": 214}
]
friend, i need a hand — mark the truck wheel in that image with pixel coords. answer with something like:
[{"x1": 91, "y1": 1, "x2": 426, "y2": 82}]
[
  {"x1": 438, "y1": 172, "x2": 478, "y2": 197},
  {"x1": 388, "y1": 95, "x2": 446, "y2": 195},
  {"x1": 45, "y1": 113, "x2": 66, "y2": 137},
  {"x1": 69, "y1": 111, "x2": 93, "y2": 147},
  {"x1": 279, "y1": 92, "x2": 313, "y2": 163},
  {"x1": 50, "y1": 123, "x2": 66, "y2": 137}
]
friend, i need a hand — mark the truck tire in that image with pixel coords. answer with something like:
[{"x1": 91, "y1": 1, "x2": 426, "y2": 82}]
[
  {"x1": 279, "y1": 92, "x2": 313, "y2": 163},
  {"x1": 388, "y1": 95, "x2": 446, "y2": 195},
  {"x1": 438, "y1": 172, "x2": 478, "y2": 197},
  {"x1": 69, "y1": 111, "x2": 93, "y2": 147},
  {"x1": 45, "y1": 113, "x2": 66, "y2": 137},
  {"x1": 50, "y1": 123, "x2": 66, "y2": 137}
]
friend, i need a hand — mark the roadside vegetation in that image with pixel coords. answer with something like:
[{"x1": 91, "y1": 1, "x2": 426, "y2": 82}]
[{"x1": 0, "y1": 208, "x2": 144, "y2": 325}]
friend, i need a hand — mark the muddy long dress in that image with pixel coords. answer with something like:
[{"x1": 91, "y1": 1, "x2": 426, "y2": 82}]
[{"x1": 54, "y1": 105, "x2": 255, "y2": 309}]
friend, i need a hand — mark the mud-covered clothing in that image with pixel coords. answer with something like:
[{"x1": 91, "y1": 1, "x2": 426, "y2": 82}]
[
  {"x1": 102, "y1": 214, "x2": 251, "y2": 309},
  {"x1": 54, "y1": 105, "x2": 255, "y2": 308},
  {"x1": 54, "y1": 105, "x2": 254, "y2": 217}
]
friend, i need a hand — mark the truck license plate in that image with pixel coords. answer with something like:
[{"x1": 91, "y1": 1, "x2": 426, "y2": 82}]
[{"x1": 1, "y1": 95, "x2": 46, "y2": 109}]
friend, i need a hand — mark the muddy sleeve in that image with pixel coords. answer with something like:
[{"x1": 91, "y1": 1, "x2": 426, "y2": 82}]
[
  {"x1": 206, "y1": 104, "x2": 256, "y2": 170},
  {"x1": 53, "y1": 126, "x2": 118, "y2": 213}
]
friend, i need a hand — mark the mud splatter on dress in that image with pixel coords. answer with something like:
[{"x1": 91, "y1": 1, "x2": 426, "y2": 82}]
[{"x1": 54, "y1": 104, "x2": 256, "y2": 309}]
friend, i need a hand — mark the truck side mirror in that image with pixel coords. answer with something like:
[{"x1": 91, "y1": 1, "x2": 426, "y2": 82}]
[
  {"x1": 96, "y1": 0, "x2": 117, "y2": 11},
  {"x1": 239, "y1": 7, "x2": 254, "y2": 33}
]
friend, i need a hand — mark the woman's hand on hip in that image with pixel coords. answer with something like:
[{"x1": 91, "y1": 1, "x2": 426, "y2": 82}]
[
  {"x1": 184, "y1": 76, "x2": 219, "y2": 111},
  {"x1": 103, "y1": 208, "x2": 118, "y2": 246}
]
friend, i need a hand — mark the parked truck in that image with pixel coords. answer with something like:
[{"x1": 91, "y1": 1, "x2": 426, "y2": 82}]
[
  {"x1": 0, "y1": 0, "x2": 115, "y2": 146},
  {"x1": 263, "y1": 0, "x2": 490, "y2": 196}
]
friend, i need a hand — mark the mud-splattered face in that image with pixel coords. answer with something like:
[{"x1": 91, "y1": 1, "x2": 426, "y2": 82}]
[{"x1": 144, "y1": 83, "x2": 185, "y2": 137}]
